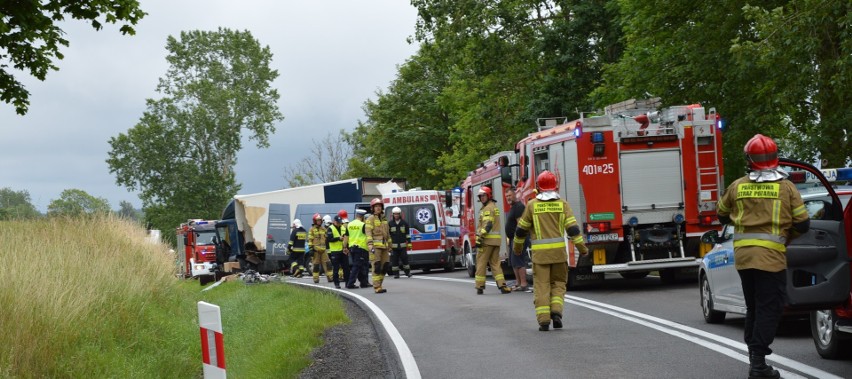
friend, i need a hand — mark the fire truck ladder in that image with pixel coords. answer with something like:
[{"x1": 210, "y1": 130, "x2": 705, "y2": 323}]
[{"x1": 694, "y1": 113, "x2": 720, "y2": 209}]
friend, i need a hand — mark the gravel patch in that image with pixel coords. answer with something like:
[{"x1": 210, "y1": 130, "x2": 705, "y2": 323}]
[{"x1": 298, "y1": 295, "x2": 395, "y2": 379}]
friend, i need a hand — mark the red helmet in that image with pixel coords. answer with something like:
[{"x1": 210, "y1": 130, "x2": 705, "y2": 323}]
[
  {"x1": 537, "y1": 170, "x2": 558, "y2": 191},
  {"x1": 477, "y1": 186, "x2": 492, "y2": 199},
  {"x1": 370, "y1": 198, "x2": 384, "y2": 209},
  {"x1": 744, "y1": 134, "x2": 779, "y2": 170},
  {"x1": 338, "y1": 209, "x2": 348, "y2": 219},
  {"x1": 313, "y1": 213, "x2": 321, "y2": 221}
]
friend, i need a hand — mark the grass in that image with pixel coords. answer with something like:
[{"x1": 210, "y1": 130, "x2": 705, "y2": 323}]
[{"x1": 0, "y1": 215, "x2": 348, "y2": 378}]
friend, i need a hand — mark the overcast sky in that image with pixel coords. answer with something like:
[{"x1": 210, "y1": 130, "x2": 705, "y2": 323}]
[{"x1": 0, "y1": 1, "x2": 419, "y2": 212}]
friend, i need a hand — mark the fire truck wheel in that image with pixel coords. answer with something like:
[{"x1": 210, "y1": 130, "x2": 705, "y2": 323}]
[{"x1": 619, "y1": 271, "x2": 649, "y2": 280}]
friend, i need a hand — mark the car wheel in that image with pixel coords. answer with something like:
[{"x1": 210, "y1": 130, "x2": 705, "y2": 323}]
[
  {"x1": 620, "y1": 271, "x2": 649, "y2": 280},
  {"x1": 811, "y1": 309, "x2": 851, "y2": 359},
  {"x1": 701, "y1": 275, "x2": 725, "y2": 324}
]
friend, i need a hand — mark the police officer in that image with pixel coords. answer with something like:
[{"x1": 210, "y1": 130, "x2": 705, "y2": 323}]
[
  {"x1": 514, "y1": 171, "x2": 588, "y2": 331},
  {"x1": 345, "y1": 209, "x2": 371, "y2": 289},
  {"x1": 366, "y1": 198, "x2": 390, "y2": 293},
  {"x1": 327, "y1": 215, "x2": 349, "y2": 289},
  {"x1": 475, "y1": 186, "x2": 512, "y2": 295},
  {"x1": 717, "y1": 134, "x2": 809, "y2": 379},
  {"x1": 388, "y1": 207, "x2": 412, "y2": 278},
  {"x1": 287, "y1": 219, "x2": 307, "y2": 278},
  {"x1": 308, "y1": 213, "x2": 332, "y2": 283}
]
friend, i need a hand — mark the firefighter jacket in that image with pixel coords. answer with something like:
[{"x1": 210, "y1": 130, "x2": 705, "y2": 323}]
[
  {"x1": 347, "y1": 219, "x2": 367, "y2": 249},
  {"x1": 388, "y1": 218, "x2": 412, "y2": 249},
  {"x1": 478, "y1": 200, "x2": 502, "y2": 247},
  {"x1": 365, "y1": 213, "x2": 389, "y2": 249},
  {"x1": 326, "y1": 224, "x2": 346, "y2": 252},
  {"x1": 515, "y1": 197, "x2": 586, "y2": 264},
  {"x1": 288, "y1": 226, "x2": 307, "y2": 253},
  {"x1": 308, "y1": 225, "x2": 327, "y2": 253},
  {"x1": 717, "y1": 175, "x2": 808, "y2": 272}
]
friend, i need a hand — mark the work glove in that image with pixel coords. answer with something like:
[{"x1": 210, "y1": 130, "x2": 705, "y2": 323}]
[
  {"x1": 407, "y1": 243, "x2": 412, "y2": 250},
  {"x1": 576, "y1": 243, "x2": 589, "y2": 256},
  {"x1": 475, "y1": 239, "x2": 483, "y2": 249}
]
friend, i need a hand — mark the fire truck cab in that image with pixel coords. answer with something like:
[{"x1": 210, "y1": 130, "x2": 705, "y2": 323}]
[
  {"x1": 176, "y1": 219, "x2": 222, "y2": 278},
  {"x1": 509, "y1": 99, "x2": 724, "y2": 285}
]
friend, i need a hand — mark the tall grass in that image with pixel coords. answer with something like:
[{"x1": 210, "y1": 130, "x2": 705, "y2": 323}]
[{"x1": 0, "y1": 215, "x2": 348, "y2": 378}]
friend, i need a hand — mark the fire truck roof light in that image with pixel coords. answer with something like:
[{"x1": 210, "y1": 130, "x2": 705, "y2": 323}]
[{"x1": 591, "y1": 132, "x2": 604, "y2": 143}]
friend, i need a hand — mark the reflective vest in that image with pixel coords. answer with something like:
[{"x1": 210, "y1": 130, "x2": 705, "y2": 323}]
[
  {"x1": 347, "y1": 219, "x2": 367, "y2": 248},
  {"x1": 516, "y1": 198, "x2": 583, "y2": 264},
  {"x1": 327, "y1": 224, "x2": 344, "y2": 252}
]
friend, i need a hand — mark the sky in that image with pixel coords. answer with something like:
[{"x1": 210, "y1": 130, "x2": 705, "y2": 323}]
[{"x1": 0, "y1": 1, "x2": 419, "y2": 213}]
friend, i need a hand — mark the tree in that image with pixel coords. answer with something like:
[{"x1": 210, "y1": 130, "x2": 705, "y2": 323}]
[
  {"x1": 117, "y1": 200, "x2": 141, "y2": 221},
  {"x1": 0, "y1": 187, "x2": 40, "y2": 220},
  {"x1": 107, "y1": 28, "x2": 283, "y2": 234},
  {"x1": 47, "y1": 189, "x2": 110, "y2": 217},
  {"x1": 0, "y1": 0, "x2": 146, "y2": 115},
  {"x1": 284, "y1": 130, "x2": 353, "y2": 188}
]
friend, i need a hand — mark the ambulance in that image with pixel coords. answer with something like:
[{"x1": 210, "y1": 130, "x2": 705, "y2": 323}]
[{"x1": 382, "y1": 189, "x2": 462, "y2": 272}]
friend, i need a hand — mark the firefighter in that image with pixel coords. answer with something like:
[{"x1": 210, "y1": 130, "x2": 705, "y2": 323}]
[
  {"x1": 514, "y1": 170, "x2": 588, "y2": 331},
  {"x1": 388, "y1": 206, "x2": 412, "y2": 278},
  {"x1": 326, "y1": 215, "x2": 349, "y2": 289},
  {"x1": 287, "y1": 219, "x2": 307, "y2": 278},
  {"x1": 345, "y1": 209, "x2": 371, "y2": 288},
  {"x1": 365, "y1": 198, "x2": 390, "y2": 293},
  {"x1": 716, "y1": 134, "x2": 809, "y2": 379},
  {"x1": 308, "y1": 213, "x2": 332, "y2": 283},
  {"x1": 475, "y1": 186, "x2": 512, "y2": 295}
]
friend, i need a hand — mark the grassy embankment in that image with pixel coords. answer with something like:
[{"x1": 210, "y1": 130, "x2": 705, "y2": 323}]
[{"x1": 0, "y1": 215, "x2": 348, "y2": 378}]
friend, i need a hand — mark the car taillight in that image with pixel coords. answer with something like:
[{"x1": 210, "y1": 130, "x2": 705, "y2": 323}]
[
  {"x1": 585, "y1": 222, "x2": 611, "y2": 233},
  {"x1": 699, "y1": 215, "x2": 716, "y2": 225}
]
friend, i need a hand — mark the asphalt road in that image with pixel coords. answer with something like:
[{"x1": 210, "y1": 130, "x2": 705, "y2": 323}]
[{"x1": 291, "y1": 270, "x2": 850, "y2": 378}]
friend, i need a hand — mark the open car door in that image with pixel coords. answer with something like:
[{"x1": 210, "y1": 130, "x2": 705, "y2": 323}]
[{"x1": 781, "y1": 158, "x2": 851, "y2": 309}]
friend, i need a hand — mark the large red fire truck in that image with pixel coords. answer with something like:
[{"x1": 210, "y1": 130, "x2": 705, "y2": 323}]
[
  {"x1": 466, "y1": 99, "x2": 724, "y2": 286},
  {"x1": 176, "y1": 219, "x2": 220, "y2": 278}
]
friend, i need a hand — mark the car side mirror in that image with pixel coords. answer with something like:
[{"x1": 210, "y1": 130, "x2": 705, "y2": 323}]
[{"x1": 701, "y1": 230, "x2": 719, "y2": 244}]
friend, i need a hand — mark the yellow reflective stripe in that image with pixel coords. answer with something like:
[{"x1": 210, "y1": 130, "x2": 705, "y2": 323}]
[
  {"x1": 518, "y1": 218, "x2": 531, "y2": 228},
  {"x1": 533, "y1": 214, "x2": 542, "y2": 241},
  {"x1": 550, "y1": 296, "x2": 563, "y2": 305},
  {"x1": 484, "y1": 234, "x2": 501, "y2": 240},
  {"x1": 564, "y1": 215, "x2": 577, "y2": 227},
  {"x1": 571, "y1": 235, "x2": 584, "y2": 245},
  {"x1": 531, "y1": 241, "x2": 566, "y2": 250},
  {"x1": 734, "y1": 200, "x2": 744, "y2": 233},
  {"x1": 771, "y1": 199, "x2": 781, "y2": 236},
  {"x1": 372, "y1": 275, "x2": 383, "y2": 281},
  {"x1": 494, "y1": 274, "x2": 505, "y2": 281},
  {"x1": 513, "y1": 239, "x2": 525, "y2": 247},
  {"x1": 733, "y1": 239, "x2": 786, "y2": 252},
  {"x1": 536, "y1": 306, "x2": 551, "y2": 315},
  {"x1": 717, "y1": 200, "x2": 729, "y2": 213},
  {"x1": 475, "y1": 275, "x2": 486, "y2": 281},
  {"x1": 792, "y1": 204, "x2": 806, "y2": 217}
]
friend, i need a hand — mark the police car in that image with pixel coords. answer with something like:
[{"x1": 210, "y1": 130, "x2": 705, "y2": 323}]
[{"x1": 697, "y1": 160, "x2": 852, "y2": 359}]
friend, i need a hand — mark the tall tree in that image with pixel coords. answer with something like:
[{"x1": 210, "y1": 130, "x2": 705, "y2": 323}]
[
  {"x1": 47, "y1": 189, "x2": 110, "y2": 217},
  {"x1": 107, "y1": 28, "x2": 283, "y2": 233},
  {"x1": 0, "y1": 187, "x2": 40, "y2": 220},
  {"x1": 284, "y1": 130, "x2": 353, "y2": 188},
  {"x1": 117, "y1": 200, "x2": 141, "y2": 221},
  {"x1": 0, "y1": 0, "x2": 146, "y2": 115}
]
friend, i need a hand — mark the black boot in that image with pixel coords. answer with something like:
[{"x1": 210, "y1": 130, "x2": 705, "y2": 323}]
[
  {"x1": 551, "y1": 313, "x2": 563, "y2": 329},
  {"x1": 748, "y1": 353, "x2": 780, "y2": 379},
  {"x1": 539, "y1": 323, "x2": 550, "y2": 331}
]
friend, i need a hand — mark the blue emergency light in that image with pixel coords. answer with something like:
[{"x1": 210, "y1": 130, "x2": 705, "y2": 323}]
[{"x1": 591, "y1": 132, "x2": 605, "y2": 143}]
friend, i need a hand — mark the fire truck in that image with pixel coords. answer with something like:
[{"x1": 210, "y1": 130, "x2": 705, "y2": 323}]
[
  {"x1": 482, "y1": 99, "x2": 724, "y2": 285},
  {"x1": 382, "y1": 189, "x2": 462, "y2": 272},
  {"x1": 460, "y1": 151, "x2": 522, "y2": 279},
  {"x1": 176, "y1": 219, "x2": 222, "y2": 278}
]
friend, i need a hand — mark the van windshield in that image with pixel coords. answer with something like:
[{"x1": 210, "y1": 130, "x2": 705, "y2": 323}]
[{"x1": 387, "y1": 204, "x2": 438, "y2": 234}]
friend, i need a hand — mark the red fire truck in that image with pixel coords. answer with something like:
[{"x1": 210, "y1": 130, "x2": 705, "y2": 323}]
[
  {"x1": 468, "y1": 99, "x2": 724, "y2": 286},
  {"x1": 176, "y1": 219, "x2": 220, "y2": 278}
]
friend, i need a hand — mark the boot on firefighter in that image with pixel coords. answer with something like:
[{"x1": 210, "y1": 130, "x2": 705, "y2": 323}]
[
  {"x1": 287, "y1": 219, "x2": 308, "y2": 278},
  {"x1": 514, "y1": 170, "x2": 588, "y2": 331},
  {"x1": 389, "y1": 207, "x2": 412, "y2": 278},
  {"x1": 309, "y1": 213, "x2": 333, "y2": 283},
  {"x1": 366, "y1": 198, "x2": 390, "y2": 293},
  {"x1": 474, "y1": 186, "x2": 511, "y2": 295}
]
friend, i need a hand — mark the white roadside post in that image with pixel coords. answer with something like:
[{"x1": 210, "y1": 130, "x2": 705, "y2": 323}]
[{"x1": 198, "y1": 301, "x2": 226, "y2": 378}]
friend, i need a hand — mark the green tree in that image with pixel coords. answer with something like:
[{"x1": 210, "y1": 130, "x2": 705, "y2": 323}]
[
  {"x1": 47, "y1": 189, "x2": 110, "y2": 217},
  {"x1": 0, "y1": 187, "x2": 40, "y2": 220},
  {"x1": 284, "y1": 130, "x2": 353, "y2": 188},
  {"x1": 116, "y1": 200, "x2": 140, "y2": 221},
  {"x1": 0, "y1": 0, "x2": 146, "y2": 115},
  {"x1": 107, "y1": 28, "x2": 283, "y2": 234}
]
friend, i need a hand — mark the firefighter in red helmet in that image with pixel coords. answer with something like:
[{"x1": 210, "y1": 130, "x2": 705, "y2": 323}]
[
  {"x1": 474, "y1": 186, "x2": 512, "y2": 295},
  {"x1": 308, "y1": 213, "x2": 332, "y2": 283},
  {"x1": 366, "y1": 197, "x2": 391, "y2": 293},
  {"x1": 717, "y1": 134, "x2": 809, "y2": 379},
  {"x1": 514, "y1": 170, "x2": 588, "y2": 331}
]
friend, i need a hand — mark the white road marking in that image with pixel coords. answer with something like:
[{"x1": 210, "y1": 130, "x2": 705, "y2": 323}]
[
  {"x1": 414, "y1": 275, "x2": 840, "y2": 379},
  {"x1": 290, "y1": 281, "x2": 422, "y2": 379}
]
